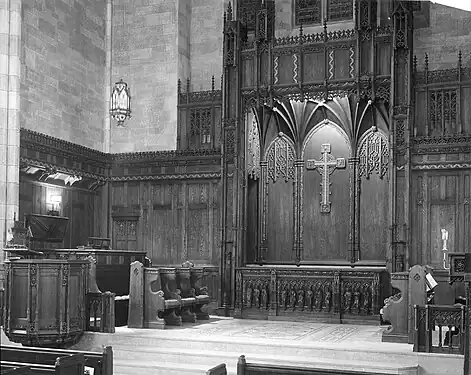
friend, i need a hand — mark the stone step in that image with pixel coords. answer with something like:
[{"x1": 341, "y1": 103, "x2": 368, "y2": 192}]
[
  {"x1": 113, "y1": 348, "x2": 419, "y2": 375},
  {"x1": 79, "y1": 332, "x2": 417, "y2": 366}
]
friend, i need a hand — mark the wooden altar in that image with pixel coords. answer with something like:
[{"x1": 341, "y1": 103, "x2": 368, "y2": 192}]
[
  {"x1": 218, "y1": 0, "x2": 400, "y2": 319},
  {"x1": 3, "y1": 258, "x2": 88, "y2": 347}
]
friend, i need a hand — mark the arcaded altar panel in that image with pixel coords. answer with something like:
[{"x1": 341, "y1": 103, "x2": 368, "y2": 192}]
[{"x1": 302, "y1": 123, "x2": 350, "y2": 262}]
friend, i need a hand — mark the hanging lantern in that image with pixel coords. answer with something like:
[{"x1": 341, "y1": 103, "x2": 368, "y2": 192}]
[{"x1": 110, "y1": 79, "x2": 131, "y2": 127}]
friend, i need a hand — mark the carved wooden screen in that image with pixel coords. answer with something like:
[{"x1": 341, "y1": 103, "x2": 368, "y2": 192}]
[
  {"x1": 186, "y1": 184, "x2": 210, "y2": 262},
  {"x1": 189, "y1": 108, "x2": 212, "y2": 149},
  {"x1": 295, "y1": 0, "x2": 322, "y2": 26},
  {"x1": 429, "y1": 89, "x2": 457, "y2": 136},
  {"x1": 113, "y1": 219, "x2": 137, "y2": 251},
  {"x1": 358, "y1": 130, "x2": 389, "y2": 261},
  {"x1": 263, "y1": 135, "x2": 296, "y2": 262},
  {"x1": 327, "y1": 0, "x2": 353, "y2": 21}
]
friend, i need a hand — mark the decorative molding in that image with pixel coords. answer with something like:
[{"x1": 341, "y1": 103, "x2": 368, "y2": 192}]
[
  {"x1": 20, "y1": 157, "x2": 106, "y2": 182},
  {"x1": 110, "y1": 172, "x2": 221, "y2": 182},
  {"x1": 112, "y1": 148, "x2": 221, "y2": 162},
  {"x1": 412, "y1": 163, "x2": 471, "y2": 170}
]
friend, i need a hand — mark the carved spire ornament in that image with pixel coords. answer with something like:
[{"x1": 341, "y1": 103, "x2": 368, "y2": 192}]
[{"x1": 247, "y1": 117, "x2": 261, "y2": 180}]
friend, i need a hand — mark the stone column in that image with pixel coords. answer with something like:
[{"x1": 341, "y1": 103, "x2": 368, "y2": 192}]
[{"x1": 0, "y1": 0, "x2": 21, "y2": 271}]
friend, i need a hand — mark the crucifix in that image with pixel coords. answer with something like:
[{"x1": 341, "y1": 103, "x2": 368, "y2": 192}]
[{"x1": 306, "y1": 143, "x2": 346, "y2": 213}]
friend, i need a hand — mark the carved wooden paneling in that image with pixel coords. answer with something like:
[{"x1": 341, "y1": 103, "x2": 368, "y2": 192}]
[
  {"x1": 303, "y1": 52, "x2": 325, "y2": 82},
  {"x1": 358, "y1": 131, "x2": 389, "y2": 261},
  {"x1": 110, "y1": 180, "x2": 220, "y2": 266},
  {"x1": 302, "y1": 124, "x2": 350, "y2": 261},
  {"x1": 412, "y1": 171, "x2": 471, "y2": 268},
  {"x1": 265, "y1": 136, "x2": 296, "y2": 262},
  {"x1": 19, "y1": 178, "x2": 102, "y2": 249}
]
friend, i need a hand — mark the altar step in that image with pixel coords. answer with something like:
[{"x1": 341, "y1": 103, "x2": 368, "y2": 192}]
[
  {"x1": 112, "y1": 347, "x2": 419, "y2": 375},
  {"x1": 73, "y1": 328, "x2": 462, "y2": 375}
]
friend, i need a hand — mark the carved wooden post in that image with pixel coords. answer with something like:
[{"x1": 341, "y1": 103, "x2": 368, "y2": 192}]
[
  {"x1": 221, "y1": 3, "x2": 242, "y2": 314},
  {"x1": 464, "y1": 273, "x2": 471, "y2": 374},
  {"x1": 390, "y1": 2, "x2": 414, "y2": 274}
]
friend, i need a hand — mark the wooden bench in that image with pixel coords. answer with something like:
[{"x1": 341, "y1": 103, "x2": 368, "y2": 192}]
[
  {"x1": 235, "y1": 355, "x2": 408, "y2": 375},
  {"x1": 1, "y1": 353, "x2": 84, "y2": 375},
  {"x1": 128, "y1": 262, "x2": 211, "y2": 328},
  {"x1": 0, "y1": 345, "x2": 112, "y2": 375},
  {"x1": 206, "y1": 363, "x2": 227, "y2": 375},
  {"x1": 1, "y1": 365, "x2": 32, "y2": 375}
]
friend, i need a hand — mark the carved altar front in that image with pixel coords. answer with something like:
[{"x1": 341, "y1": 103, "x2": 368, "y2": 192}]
[{"x1": 235, "y1": 267, "x2": 388, "y2": 323}]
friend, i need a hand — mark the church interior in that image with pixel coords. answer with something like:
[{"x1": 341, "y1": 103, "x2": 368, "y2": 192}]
[{"x1": 1, "y1": 0, "x2": 471, "y2": 374}]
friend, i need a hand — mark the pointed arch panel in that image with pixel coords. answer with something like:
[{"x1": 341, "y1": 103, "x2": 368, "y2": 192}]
[
  {"x1": 301, "y1": 121, "x2": 351, "y2": 262},
  {"x1": 358, "y1": 130, "x2": 390, "y2": 262},
  {"x1": 263, "y1": 134, "x2": 296, "y2": 262}
]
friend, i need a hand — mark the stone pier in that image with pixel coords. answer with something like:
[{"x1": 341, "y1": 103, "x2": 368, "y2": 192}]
[{"x1": 0, "y1": 0, "x2": 21, "y2": 282}]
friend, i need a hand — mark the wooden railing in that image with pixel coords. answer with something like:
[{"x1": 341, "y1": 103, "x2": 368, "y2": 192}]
[
  {"x1": 414, "y1": 304, "x2": 465, "y2": 355},
  {"x1": 86, "y1": 292, "x2": 115, "y2": 333}
]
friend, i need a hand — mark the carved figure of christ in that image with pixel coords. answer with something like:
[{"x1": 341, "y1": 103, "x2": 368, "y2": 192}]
[{"x1": 306, "y1": 143, "x2": 346, "y2": 213}]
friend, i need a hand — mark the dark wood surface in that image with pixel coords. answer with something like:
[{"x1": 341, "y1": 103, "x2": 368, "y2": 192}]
[
  {"x1": 0, "y1": 345, "x2": 112, "y2": 375},
  {"x1": 236, "y1": 355, "x2": 401, "y2": 375},
  {"x1": 3, "y1": 259, "x2": 88, "y2": 347}
]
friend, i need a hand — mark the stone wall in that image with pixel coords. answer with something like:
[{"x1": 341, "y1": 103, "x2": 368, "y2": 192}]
[
  {"x1": 110, "y1": 1, "x2": 179, "y2": 153},
  {"x1": 414, "y1": 3, "x2": 471, "y2": 70},
  {"x1": 189, "y1": 0, "x2": 226, "y2": 91},
  {"x1": 20, "y1": 0, "x2": 106, "y2": 150}
]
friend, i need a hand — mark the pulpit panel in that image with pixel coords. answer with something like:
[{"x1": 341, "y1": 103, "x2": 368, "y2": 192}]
[{"x1": 302, "y1": 122, "x2": 350, "y2": 261}]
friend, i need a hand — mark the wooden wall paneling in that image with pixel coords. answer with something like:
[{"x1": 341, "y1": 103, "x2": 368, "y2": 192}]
[
  {"x1": 359, "y1": 172, "x2": 389, "y2": 261},
  {"x1": 333, "y1": 48, "x2": 350, "y2": 79},
  {"x1": 426, "y1": 174, "x2": 459, "y2": 268},
  {"x1": 151, "y1": 184, "x2": 173, "y2": 264},
  {"x1": 211, "y1": 181, "x2": 221, "y2": 265},
  {"x1": 396, "y1": 174, "x2": 406, "y2": 260},
  {"x1": 375, "y1": 42, "x2": 391, "y2": 76},
  {"x1": 242, "y1": 58, "x2": 254, "y2": 87},
  {"x1": 414, "y1": 90, "x2": 426, "y2": 136},
  {"x1": 462, "y1": 86, "x2": 471, "y2": 134},
  {"x1": 277, "y1": 54, "x2": 294, "y2": 85},
  {"x1": 140, "y1": 182, "x2": 150, "y2": 253},
  {"x1": 464, "y1": 173, "x2": 470, "y2": 252},
  {"x1": 303, "y1": 51, "x2": 324, "y2": 82}
]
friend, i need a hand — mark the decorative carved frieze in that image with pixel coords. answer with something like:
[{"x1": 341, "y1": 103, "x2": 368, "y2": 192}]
[
  {"x1": 266, "y1": 136, "x2": 295, "y2": 183},
  {"x1": 247, "y1": 117, "x2": 261, "y2": 180}
]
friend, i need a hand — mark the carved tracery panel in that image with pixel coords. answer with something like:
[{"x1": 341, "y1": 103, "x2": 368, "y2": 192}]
[
  {"x1": 266, "y1": 136, "x2": 296, "y2": 183},
  {"x1": 247, "y1": 116, "x2": 261, "y2": 180},
  {"x1": 358, "y1": 131, "x2": 389, "y2": 180}
]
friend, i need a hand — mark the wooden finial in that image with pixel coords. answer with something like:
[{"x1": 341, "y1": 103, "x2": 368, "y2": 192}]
[
  {"x1": 186, "y1": 78, "x2": 190, "y2": 93},
  {"x1": 458, "y1": 50, "x2": 462, "y2": 69},
  {"x1": 211, "y1": 75, "x2": 215, "y2": 91},
  {"x1": 299, "y1": 23, "x2": 303, "y2": 37},
  {"x1": 424, "y1": 53, "x2": 429, "y2": 71},
  {"x1": 413, "y1": 55, "x2": 417, "y2": 72},
  {"x1": 177, "y1": 79, "x2": 181, "y2": 93},
  {"x1": 227, "y1": 2, "x2": 232, "y2": 21}
]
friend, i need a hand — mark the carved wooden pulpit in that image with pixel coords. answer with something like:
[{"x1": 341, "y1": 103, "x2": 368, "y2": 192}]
[{"x1": 3, "y1": 258, "x2": 88, "y2": 347}]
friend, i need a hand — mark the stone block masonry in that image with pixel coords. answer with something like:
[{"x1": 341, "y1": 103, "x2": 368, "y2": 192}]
[
  {"x1": 414, "y1": 3, "x2": 471, "y2": 70},
  {"x1": 111, "y1": 1, "x2": 179, "y2": 153},
  {"x1": 20, "y1": 0, "x2": 107, "y2": 150},
  {"x1": 0, "y1": 0, "x2": 21, "y2": 269}
]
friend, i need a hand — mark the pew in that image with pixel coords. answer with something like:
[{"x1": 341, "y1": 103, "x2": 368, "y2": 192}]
[
  {"x1": 0, "y1": 345, "x2": 113, "y2": 375},
  {"x1": 235, "y1": 355, "x2": 410, "y2": 375},
  {"x1": 128, "y1": 261, "x2": 210, "y2": 329},
  {"x1": 1, "y1": 352, "x2": 85, "y2": 375},
  {"x1": 206, "y1": 363, "x2": 227, "y2": 375},
  {"x1": 1, "y1": 366, "x2": 32, "y2": 375}
]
